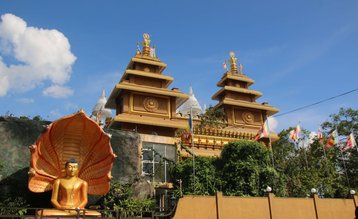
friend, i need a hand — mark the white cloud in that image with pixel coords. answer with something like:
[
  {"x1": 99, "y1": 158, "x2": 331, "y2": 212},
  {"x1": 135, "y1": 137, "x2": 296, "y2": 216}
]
[
  {"x1": 0, "y1": 13, "x2": 76, "y2": 97},
  {"x1": 43, "y1": 85, "x2": 74, "y2": 98}
]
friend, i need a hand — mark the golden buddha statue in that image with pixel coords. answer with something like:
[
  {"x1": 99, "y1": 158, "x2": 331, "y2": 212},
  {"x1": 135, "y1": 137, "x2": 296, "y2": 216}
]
[{"x1": 28, "y1": 111, "x2": 116, "y2": 216}]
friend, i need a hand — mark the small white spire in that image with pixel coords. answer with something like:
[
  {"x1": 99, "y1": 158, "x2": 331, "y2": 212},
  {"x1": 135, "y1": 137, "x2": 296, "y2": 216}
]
[
  {"x1": 92, "y1": 89, "x2": 112, "y2": 119},
  {"x1": 189, "y1": 85, "x2": 193, "y2": 96},
  {"x1": 176, "y1": 86, "x2": 202, "y2": 117}
]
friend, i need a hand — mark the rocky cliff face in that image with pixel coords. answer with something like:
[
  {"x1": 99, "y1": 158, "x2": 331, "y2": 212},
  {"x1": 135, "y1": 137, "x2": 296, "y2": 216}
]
[
  {"x1": 106, "y1": 128, "x2": 141, "y2": 183},
  {"x1": 0, "y1": 116, "x2": 50, "y2": 178}
]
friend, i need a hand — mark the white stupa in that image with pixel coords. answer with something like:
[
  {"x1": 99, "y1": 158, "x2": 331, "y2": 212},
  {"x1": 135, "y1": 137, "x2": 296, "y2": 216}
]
[
  {"x1": 92, "y1": 90, "x2": 112, "y2": 123},
  {"x1": 176, "y1": 86, "x2": 203, "y2": 117}
]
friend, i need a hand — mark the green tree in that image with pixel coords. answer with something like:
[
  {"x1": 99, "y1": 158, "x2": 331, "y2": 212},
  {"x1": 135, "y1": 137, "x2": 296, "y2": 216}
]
[
  {"x1": 219, "y1": 140, "x2": 279, "y2": 196},
  {"x1": 272, "y1": 124, "x2": 352, "y2": 198},
  {"x1": 0, "y1": 197, "x2": 28, "y2": 215},
  {"x1": 173, "y1": 107, "x2": 357, "y2": 198},
  {"x1": 198, "y1": 107, "x2": 226, "y2": 129},
  {"x1": 271, "y1": 128, "x2": 296, "y2": 197},
  {"x1": 32, "y1": 115, "x2": 43, "y2": 121},
  {"x1": 173, "y1": 156, "x2": 221, "y2": 195},
  {"x1": 321, "y1": 107, "x2": 357, "y2": 135},
  {"x1": 101, "y1": 181, "x2": 156, "y2": 217},
  {"x1": 321, "y1": 107, "x2": 358, "y2": 196}
]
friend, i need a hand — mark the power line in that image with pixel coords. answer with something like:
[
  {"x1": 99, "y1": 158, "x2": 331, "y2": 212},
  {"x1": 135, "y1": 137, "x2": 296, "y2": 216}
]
[{"x1": 273, "y1": 88, "x2": 358, "y2": 117}]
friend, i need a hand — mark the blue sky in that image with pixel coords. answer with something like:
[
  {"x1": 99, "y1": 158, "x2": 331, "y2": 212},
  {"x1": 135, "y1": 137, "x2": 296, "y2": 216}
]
[{"x1": 0, "y1": 0, "x2": 357, "y2": 133}]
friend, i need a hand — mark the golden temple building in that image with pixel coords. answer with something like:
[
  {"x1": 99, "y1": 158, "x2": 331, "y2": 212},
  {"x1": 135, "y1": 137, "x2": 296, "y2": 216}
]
[
  {"x1": 179, "y1": 53, "x2": 279, "y2": 157},
  {"x1": 106, "y1": 33, "x2": 279, "y2": 182},
  {"x1": 106, "y1": 33, "x2": 188, "y2": 136},
  {"x1": 106, "y1": 33, "x2": 189, "y2": 182}
]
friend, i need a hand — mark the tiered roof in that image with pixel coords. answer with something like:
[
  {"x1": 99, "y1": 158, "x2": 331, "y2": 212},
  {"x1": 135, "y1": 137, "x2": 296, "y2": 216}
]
[{"x1": 212, "y1": 52, "x2": 278, "y2": 116}]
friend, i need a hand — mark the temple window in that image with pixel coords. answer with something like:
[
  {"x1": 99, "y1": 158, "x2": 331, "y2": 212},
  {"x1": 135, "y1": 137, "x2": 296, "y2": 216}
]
[{"x1": 141, "y1": 142, "x2": 176, "y2": 183}]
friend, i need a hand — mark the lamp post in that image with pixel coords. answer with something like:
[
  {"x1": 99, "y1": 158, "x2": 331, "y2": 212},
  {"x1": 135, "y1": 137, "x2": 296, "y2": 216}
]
[
  {"x1": 311, "y1": 188, "x2": 319, "y2": 219},
  {"x1": 266, "y1": 186, "x2": 273, "y2": 219},
  {"x1": 178, "y1": 179, "x2": 183, "y2": 197},
  {"x1": 311, "y1": 188, "x2": 317, "y2": 194},
  {"x1": 350, "y1": 190, "x2": 357, "y2": 207}
]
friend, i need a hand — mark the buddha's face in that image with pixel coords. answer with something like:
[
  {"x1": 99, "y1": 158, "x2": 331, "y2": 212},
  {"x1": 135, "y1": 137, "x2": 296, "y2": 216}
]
[{"x1": 65, "y1": 162, "x2": 78, "y2": 177}]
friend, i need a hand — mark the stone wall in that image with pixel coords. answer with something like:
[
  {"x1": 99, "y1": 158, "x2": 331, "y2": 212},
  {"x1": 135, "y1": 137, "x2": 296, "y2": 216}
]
[{"x1": 0, "y1": 116, "x2": 49, "y2": 178}]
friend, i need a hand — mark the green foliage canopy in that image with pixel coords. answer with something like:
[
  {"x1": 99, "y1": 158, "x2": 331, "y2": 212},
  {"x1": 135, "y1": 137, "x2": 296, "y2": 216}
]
[
  {"x1": 173, "y1": 140, "x2": 281, "y2": 197},
  {"x1": 101, "y1": 181, "x2": 156, "y2": 217}
]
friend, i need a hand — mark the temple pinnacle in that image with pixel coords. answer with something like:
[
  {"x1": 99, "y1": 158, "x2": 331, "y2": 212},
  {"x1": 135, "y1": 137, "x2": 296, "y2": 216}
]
[
  {"x1": 229, "y1": 51, "x2": 238, "y2": 74},
  {"x1": 142, "y1": 33, "x2": 151, "y2": 56}
]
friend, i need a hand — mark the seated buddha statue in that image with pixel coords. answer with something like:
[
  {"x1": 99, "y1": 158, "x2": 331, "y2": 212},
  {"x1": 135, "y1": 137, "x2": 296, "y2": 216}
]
[
  {"x1": 28, "y1": 111, "x2": 116, "y2": 217},
  {"x1": 38, "y1": 159, "x2": 101, "y2": 216}
]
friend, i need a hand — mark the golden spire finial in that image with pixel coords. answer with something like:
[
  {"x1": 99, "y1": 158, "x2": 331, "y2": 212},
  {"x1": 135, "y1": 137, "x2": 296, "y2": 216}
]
[
  {"x1": 142, "y1": 33, "x2": 151, "y2": 56},
  {"x1": 229, "y1": 52, "x2": 238, "y2": 74}
]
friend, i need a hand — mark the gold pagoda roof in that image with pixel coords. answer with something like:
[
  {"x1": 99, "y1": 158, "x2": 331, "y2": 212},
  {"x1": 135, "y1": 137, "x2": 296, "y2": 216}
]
[
  {"x1": 214, "y1": 99, "x2": 279, "y2": 116},
  {"x1": 106, "y1": 82, "x2": 188, "y2": 109},
  {"x1": 120, "y1": 69, "x2": 174, "y2": 87},
  {"x1": 212, "y1": 86, "x2": 263, "y2": 100},
  {"x1": 110, "y1": 114, "x2": 188, "y2": 129},
  {"x1": 126, "y1": 56, "x2": 167, "y2": 74},
  {"x1": 217, "y1": 73, "x2": 255, "y2": 87}
]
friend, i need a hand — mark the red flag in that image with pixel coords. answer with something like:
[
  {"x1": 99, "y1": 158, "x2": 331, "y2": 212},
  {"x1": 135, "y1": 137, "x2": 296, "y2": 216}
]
[
  {"x1": 343, "y1": 133, "x2": 356, "y2": 151},
  {"x1": 289, "y1": 124, "x2": 300, "y2": 143},
  {"x1": 289, "y1": 130, "x2": 296, "y2": 142},
  {"x1": 325, "y1": 130, "x2": 338, "y2": 150},
  {"x1": 255, "y1": 120, "x2": 269, "y2": 141}
]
